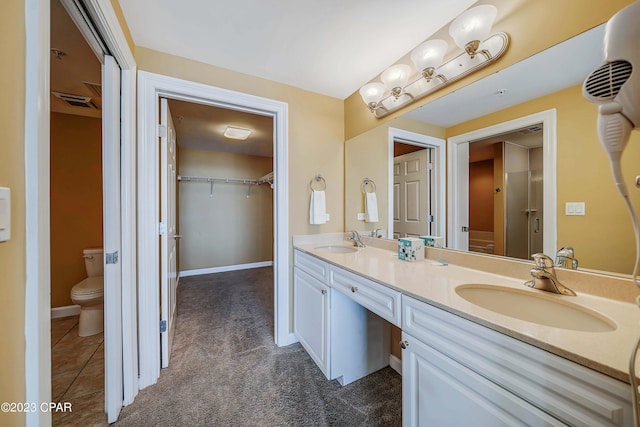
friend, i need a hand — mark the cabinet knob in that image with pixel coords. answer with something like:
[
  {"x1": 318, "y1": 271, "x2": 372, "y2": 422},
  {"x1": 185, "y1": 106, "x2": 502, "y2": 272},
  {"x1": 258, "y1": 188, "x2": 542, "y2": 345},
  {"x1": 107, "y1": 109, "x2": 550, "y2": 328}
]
[
  {"x1": 400, "y1": 340, "x2": 409, "y2": 350},
  {"x1": 351, "y1": 286, "x2": 358, "y2": 293},
  {"x1": 321, "y1": 289, "x2": 327, "y2": 295}
]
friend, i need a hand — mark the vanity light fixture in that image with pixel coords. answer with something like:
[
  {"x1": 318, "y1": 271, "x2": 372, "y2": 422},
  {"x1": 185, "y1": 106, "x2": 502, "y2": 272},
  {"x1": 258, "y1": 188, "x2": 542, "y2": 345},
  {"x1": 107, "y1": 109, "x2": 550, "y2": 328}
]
[
  {"x1": 359, "y1": 4, "x2": 508, "y2": 118},
  {"x1": 223, "y1": 126, "x2": 252, "y2": 140}
]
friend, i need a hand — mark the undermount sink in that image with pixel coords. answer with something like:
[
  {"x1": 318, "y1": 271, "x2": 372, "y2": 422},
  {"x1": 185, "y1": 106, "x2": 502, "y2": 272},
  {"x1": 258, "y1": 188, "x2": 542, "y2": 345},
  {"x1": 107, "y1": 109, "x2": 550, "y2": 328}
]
[
  {"x1": 455, "y1": 284, "x2": 617, "y2": 333},
  {"x1": 314, "y1": 245, "x2": 359, "y2": 254}
]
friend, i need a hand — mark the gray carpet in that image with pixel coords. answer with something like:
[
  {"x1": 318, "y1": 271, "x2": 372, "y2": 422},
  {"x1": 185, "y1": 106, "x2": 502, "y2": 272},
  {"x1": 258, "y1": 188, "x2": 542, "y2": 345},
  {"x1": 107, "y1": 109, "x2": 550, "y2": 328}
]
[{"x1": 116, "y1": 267, "x2": 402, "y2": 426}]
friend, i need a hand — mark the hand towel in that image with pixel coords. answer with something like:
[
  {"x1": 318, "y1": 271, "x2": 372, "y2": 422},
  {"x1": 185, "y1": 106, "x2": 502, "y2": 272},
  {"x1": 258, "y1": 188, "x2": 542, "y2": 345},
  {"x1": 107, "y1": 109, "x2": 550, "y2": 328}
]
[
  {"x1": 365, "y1": 192, "x2": 379, "y2": 223},
  {"x1": 310, "y1": 190, "x2": 327, "y2": 225}
]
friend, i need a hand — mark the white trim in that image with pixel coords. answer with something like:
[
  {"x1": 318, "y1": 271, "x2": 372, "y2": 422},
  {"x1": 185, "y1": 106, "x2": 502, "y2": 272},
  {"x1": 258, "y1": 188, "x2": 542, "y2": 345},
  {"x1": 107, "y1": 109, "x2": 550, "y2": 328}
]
[
  {"x1": 137, "y1": 71, "x2": 292, "y2": 389},
  {"x1": 388, "y1": 128, "x2": 446, "y2": 240},
  {"x1": 180, "y1": 261, "x2": 275, "y2": 277},
  {"x1": 447, "y1": 109, "x2": 557, "y2": 256},
  {"x1": 25, "y1": 0, "x2": 51, "y2": 425},
  {"x1": 51, "y1": 305, "x2": 81, "y2": 319},
  {"x1": 389, "y1": 354, "x2": 403, "y2": 376}
]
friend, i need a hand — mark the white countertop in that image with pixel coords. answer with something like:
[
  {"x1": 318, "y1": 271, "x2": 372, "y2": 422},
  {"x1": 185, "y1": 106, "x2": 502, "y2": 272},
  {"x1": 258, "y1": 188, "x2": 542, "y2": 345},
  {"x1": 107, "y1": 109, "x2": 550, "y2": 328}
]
[{"x1": 294, "y1": 239, "x2": 640, "y2": 384}]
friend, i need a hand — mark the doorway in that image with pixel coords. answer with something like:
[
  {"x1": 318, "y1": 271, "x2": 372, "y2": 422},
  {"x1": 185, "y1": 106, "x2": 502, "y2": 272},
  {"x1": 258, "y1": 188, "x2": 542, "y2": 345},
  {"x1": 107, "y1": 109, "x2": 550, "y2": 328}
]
[
  {"x1": 158, "y1": 97, "x2": 275, "y2": 367},
  {"x1": 387, "y1": 128, "x2": 446, "y2": 241},
  {"x1": 447, "y1": 109, "x2": 557, "y2": 256},
  {"x1": 137, "y1": 71, "x2": 290, "y2": 389},
  {"x1": 25, "y1": 0, "x2": 137, "y2": 424},
  {"x1": 467, "y1": 127, "x2": 544, "y2": 260}
]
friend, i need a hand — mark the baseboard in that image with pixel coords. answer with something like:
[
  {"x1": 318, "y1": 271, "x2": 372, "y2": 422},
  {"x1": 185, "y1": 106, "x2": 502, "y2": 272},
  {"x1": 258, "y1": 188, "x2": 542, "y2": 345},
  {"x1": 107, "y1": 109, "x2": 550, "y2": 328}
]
[
  {"x1": 51, "y1": 305, "x2": 81, "y2": 319},
  {"x1": 180, "y1": 261, "x2": 274, "y2": 278},
  {"x1": 389, "y1": 354, "x2": 402, "y2": 376}
]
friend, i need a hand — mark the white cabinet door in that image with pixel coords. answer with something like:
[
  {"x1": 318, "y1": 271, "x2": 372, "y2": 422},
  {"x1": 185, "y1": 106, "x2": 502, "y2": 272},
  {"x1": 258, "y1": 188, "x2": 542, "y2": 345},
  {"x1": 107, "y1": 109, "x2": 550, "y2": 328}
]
[
  {"x1": 401, "y1": 332, "x2": 563, "y2": 427},
  {"x1": 294, "y1": 267, "x2": 330, "y2": 377}
]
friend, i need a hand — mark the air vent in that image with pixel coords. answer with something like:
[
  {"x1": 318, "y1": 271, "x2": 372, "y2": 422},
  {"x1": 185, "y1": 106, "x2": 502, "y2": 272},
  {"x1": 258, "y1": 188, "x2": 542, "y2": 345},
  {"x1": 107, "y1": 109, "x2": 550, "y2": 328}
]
[
  {"x1": 82, "y1": 81, "x2": 102, "y2": 98},
  {"x1": 52, "y1": 91, "x2": 95, "y2": 109},
  {"x1": 518, "y1": 125, "x2": 543, "y2": 135},
  {"x1": 584, "y1": 60, "x2": 632, "y2": 100}
]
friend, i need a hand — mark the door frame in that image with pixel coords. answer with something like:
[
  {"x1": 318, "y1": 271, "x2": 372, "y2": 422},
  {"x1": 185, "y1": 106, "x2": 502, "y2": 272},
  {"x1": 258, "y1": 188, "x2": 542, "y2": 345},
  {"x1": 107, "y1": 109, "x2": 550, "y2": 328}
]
[
  {"x1": 24, "y1": 0, "x2": 137, "y2": 424},
  {"x1": 447, "y1": 109, "x2": 557, "y2": 256},
  {"x1": 388, "y1": 128, "x2": 446, "y2": 240},
  {"x1": 137, "y1": 71, "x2": 291, "y2": 389}
]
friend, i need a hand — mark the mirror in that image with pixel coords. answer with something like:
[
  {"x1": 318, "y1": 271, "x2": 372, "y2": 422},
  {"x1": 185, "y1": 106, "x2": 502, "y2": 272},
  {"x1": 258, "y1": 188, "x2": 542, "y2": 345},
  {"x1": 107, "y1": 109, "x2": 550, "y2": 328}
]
[{"x1": 345, "y1": 24, "x2": 640, "y2": 276}]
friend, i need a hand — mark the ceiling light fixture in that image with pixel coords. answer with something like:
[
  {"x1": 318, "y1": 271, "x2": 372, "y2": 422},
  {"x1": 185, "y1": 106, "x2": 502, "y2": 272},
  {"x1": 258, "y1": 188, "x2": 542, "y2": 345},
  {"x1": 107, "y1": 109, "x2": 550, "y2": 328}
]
[
  {"x1": 359, "y1": 5, "x2": 508, "y2": 118},
  {"x1": 223, "y1": 126, "x2": 252, "y2": 140}
]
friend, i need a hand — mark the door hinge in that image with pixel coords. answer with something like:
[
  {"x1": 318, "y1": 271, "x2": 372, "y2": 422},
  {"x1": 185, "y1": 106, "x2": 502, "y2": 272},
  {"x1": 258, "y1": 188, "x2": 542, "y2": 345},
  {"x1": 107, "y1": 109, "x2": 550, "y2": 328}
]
[
  {"x1": 427, "y1": 215, "x2": 434, "y2": 223},
  {"x1": 427, "y1": 163, "x2": 433, "y2": 171},
  {"x1": 157, "y1": 124, "x2": 167, "y2": 139},
  {"x1": 461, "y1": 226, "x2": 469, "y2": 232},
  {"x1": 160, "y1": 320, "x2": 167, "y2": 333},
  {"x1": 105, "y1": 251, "x2": 118, "y2": 265},
  {"x1": 159, "y1": 222, "x2": 167, "y2": 236}
]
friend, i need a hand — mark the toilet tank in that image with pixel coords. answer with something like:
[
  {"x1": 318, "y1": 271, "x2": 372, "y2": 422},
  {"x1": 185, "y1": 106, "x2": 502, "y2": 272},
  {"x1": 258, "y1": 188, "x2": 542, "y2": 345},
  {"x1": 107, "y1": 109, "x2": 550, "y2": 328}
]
[{"x1": 83, "y1": 248, "x2": 104, "y2": 277}]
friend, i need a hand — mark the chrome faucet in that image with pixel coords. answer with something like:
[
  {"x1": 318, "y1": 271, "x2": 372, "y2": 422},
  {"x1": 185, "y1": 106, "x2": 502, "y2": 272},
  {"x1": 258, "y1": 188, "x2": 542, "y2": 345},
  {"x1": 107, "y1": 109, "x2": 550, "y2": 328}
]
[
  {"x1": 371, "y1": 228, "x2": 382, "y2": 238},
  {"x1": 525, "y1": 253, "x2": 576, "y2": 296},
  {"x1": 348, "y1": 230, "x2": 366, "y2": 248},
  {"x1": 555, "y1": 247, "x2": 579, "y2": 270}
]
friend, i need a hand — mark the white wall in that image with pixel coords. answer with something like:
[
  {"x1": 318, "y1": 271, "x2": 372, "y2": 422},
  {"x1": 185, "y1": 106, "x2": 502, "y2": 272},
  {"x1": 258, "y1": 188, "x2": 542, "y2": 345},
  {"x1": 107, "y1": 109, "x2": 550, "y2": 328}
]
[{"x1": 178, "y1": 149, "x2": 274, "y2": 271}]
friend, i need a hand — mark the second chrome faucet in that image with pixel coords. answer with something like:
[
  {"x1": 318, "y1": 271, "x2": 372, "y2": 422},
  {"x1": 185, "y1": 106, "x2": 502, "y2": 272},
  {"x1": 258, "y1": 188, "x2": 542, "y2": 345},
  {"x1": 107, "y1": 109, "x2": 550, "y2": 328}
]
[{"x1": 525, "y1": 253, "x2": 576, "y2": 296}]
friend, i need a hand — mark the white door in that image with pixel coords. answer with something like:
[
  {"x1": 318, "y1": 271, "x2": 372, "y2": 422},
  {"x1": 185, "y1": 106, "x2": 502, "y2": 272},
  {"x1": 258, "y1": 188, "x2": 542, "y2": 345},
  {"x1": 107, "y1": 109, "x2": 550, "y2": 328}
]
[
  {"x1": 160, "y1": 98, "x2": 178, "y2": 368},
  {"x1": 393, "y1": 149, "x2": 431, "y2": 238},
  {"x1": 103, "y1": 55, "x2": 123, "y2": 423},
  {"x1": 452, "y1": 142, "x2": 470, "y2": 251}
]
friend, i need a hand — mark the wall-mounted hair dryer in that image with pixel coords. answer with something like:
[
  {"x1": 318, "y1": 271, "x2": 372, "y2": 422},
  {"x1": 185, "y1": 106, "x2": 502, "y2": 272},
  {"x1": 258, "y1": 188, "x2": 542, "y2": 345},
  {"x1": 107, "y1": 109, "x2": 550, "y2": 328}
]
[{"x1": 583, "y1": 1, "x2": 640, "y2": 198}]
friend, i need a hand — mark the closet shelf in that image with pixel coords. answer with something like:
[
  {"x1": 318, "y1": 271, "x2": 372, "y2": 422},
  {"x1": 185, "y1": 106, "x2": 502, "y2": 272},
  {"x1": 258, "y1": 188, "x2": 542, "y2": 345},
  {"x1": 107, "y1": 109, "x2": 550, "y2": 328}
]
[{"x1": 178, "y1": 173, "x2": 274, "y2": 186}]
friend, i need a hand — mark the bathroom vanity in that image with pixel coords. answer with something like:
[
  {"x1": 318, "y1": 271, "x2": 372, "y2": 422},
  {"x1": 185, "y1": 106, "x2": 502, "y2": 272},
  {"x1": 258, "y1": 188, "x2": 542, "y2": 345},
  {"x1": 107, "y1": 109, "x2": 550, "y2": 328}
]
[{"x1": 293, "y1": 235, "x2": 637, "y2": 426}]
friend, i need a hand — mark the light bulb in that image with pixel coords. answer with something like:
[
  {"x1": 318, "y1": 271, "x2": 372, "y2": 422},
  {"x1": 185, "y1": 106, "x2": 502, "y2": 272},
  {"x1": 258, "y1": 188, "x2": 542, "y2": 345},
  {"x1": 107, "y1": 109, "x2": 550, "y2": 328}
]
[
  {"x1": 381, "y1": 64, "x2": 411, "y2": 98},
  {"x1": 449, "y1": 5, "x2": 497, "y2": 56},
  {"x1": 410, "y1": 39, "x2": 448, "y2": 80},
  {"x1": 359, "y1": 82, "x2": 386, "y2": 111}
]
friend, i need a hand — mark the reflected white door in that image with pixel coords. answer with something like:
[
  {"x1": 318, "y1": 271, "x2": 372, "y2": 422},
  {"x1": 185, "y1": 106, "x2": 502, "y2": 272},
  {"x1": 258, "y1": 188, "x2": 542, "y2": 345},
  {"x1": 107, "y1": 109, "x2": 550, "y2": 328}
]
[
  {"x1": 160, "y1": 98, "x2": 178, "y2": 368},
  {"x1": 393, "y1": 149, "x2": 430, "y2": 238},
  {"x1": 103, "y1": 55, "x2": 123, "y2": 423},
  {"x1": 453, "y1": 143, "x2": 470, "y2": 251}
]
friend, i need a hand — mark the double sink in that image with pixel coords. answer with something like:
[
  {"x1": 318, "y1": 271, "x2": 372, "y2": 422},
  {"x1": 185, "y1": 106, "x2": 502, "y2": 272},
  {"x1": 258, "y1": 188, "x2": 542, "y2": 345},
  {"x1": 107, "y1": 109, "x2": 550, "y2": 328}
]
[{"x1": 314, "y1": 243, "x2": 617, "y2": 333}]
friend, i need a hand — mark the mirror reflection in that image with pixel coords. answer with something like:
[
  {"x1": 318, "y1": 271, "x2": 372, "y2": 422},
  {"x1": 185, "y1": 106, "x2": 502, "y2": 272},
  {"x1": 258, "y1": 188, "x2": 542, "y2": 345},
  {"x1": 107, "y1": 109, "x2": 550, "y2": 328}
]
[{"x1": 345, "y1": 24, "x2": 640, "y2": 276}]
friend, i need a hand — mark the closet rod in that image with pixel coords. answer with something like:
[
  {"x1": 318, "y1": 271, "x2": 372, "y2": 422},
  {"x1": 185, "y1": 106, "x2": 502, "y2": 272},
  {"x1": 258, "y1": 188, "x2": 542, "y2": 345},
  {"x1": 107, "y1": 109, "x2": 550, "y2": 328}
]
[{"x1": 178, "y1": 174, "x2": 274, "y2": 185}]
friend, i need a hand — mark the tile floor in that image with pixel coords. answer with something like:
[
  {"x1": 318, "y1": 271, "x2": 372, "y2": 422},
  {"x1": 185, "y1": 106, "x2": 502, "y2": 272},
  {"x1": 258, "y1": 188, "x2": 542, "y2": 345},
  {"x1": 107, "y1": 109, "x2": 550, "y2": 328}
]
[{"x1": 51, "y1": 316, "x2": 108, "y2": 426}]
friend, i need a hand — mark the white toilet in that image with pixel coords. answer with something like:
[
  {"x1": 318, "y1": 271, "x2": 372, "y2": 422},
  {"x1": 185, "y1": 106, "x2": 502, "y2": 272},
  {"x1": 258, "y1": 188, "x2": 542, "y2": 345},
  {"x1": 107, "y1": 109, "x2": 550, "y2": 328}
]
[{"x1": 71, "y1": 248, "x2": 104, "y2": 337}]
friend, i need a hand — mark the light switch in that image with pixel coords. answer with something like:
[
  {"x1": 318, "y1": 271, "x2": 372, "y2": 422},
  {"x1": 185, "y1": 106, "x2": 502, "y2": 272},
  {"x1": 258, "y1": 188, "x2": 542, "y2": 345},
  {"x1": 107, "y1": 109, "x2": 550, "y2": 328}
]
[
  {"x1": 0, "y1": 187, "x2": 10, "y2": 242},
  {"x1": 357, "y1": 213, "x2": 366, "y2": 221},
  {"x1": 565, "y1": 202, "x2": 585, "y2": 216}
]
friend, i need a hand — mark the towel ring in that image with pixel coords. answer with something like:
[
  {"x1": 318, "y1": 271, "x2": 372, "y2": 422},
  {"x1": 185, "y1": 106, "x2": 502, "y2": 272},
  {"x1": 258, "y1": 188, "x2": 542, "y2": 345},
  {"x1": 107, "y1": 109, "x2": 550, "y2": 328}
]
[
  {"x1": 309, "y1": 174, "x2": 327, "y2": 191},
  {"x1": 361, "y1": 178, "x2": 376, "y2": 194}
]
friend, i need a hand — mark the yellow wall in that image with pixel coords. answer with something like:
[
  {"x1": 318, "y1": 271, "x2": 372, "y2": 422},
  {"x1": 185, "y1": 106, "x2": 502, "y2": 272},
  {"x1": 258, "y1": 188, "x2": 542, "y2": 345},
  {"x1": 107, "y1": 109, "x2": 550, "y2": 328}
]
[
  {"x1": 344, "y1": 116, "x2": 445, "y2": 234},
  {"x1": 0, "y1": 0, "x2": 26, "y2": 425},
  {"x1": 50, "y1": 113, "x2": 103, "y2": 308},
  {"x1": 344, "y1": 0, "x2": 637, "y2": 140},
  {"x1": 178, "y1": 149, "x2": 273, "y2": 271},
  {"x1": 446, "y1": 84, "x2": 640, "y2": 274},
  {"x1": 135, "y1": 47, "x2": 345, "y2": 241}
]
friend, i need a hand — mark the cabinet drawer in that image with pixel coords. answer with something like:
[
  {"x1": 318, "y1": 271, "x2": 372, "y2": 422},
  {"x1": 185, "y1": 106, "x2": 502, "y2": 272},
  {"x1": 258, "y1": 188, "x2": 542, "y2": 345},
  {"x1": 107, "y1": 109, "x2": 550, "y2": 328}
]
[
  {"x1": 294, "y1": 249, "x2": 329, "y2": 284},
  {"x1": 402, "y1": 295, "x2": 632, "y2": 427},
  {"x1": 329, "y1": 266, "x2": 401, "y2": 326}
]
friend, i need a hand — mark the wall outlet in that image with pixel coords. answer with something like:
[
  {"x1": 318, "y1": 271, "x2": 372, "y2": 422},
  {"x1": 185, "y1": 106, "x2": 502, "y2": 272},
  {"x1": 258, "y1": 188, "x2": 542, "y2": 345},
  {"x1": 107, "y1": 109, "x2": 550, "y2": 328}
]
[
  {"x1": 357, "y1": 212, "x2": 366, "y2": 221},
  {"x1": 565, "y1": 202, "x2": 585, "y2": 216}
]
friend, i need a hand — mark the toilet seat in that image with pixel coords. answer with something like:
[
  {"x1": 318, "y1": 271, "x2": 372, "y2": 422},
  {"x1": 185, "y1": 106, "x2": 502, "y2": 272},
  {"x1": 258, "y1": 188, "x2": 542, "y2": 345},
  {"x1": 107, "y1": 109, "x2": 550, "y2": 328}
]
[{"x1": 71, "y1": 276, "x2": 104, "y2": 299}]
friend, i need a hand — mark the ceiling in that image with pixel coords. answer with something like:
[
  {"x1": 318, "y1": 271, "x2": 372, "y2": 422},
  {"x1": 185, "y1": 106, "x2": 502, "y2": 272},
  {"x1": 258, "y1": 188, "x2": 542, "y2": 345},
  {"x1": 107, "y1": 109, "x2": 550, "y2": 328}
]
[
  {"x1": 50, "y1": 0, "x2": 102, "y2": 118},
  {"x1": 118, "y1": 0, "x2": 477, "y2": 99},
  {"x1": 168, "y1": 100, "x2": 274, "y2": 157}
]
